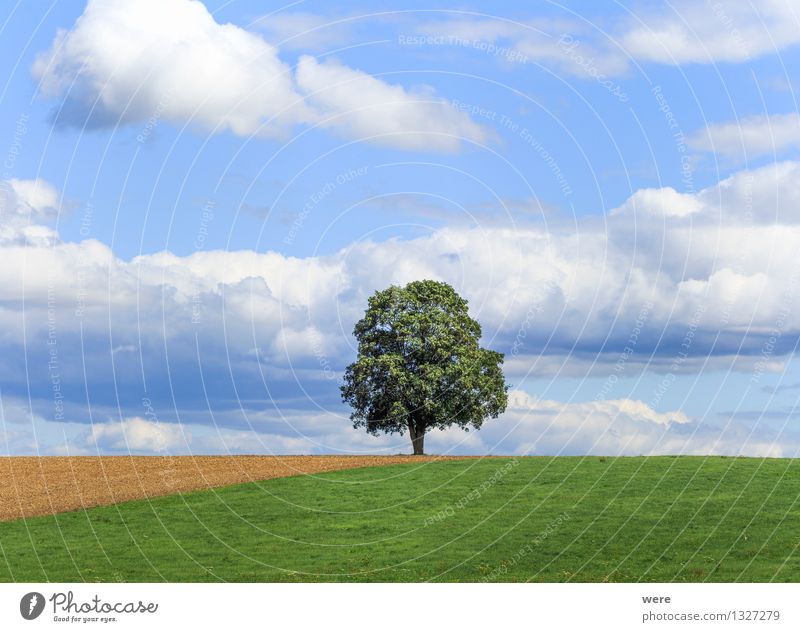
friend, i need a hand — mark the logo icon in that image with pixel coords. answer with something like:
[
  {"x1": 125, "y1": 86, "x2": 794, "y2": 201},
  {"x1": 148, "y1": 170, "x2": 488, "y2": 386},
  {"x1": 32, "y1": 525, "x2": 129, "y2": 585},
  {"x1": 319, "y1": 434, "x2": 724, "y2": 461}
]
[{"x1": 20, "y1": 592, "x2": 45, "y2": 620}]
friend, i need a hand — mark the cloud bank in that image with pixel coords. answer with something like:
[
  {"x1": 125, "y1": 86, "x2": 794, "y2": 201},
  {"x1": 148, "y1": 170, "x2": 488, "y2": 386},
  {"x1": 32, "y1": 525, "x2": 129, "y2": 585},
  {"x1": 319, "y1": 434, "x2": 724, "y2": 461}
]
[{"x1": 3, "y1": 159, "x2": 800, "y2": 455}]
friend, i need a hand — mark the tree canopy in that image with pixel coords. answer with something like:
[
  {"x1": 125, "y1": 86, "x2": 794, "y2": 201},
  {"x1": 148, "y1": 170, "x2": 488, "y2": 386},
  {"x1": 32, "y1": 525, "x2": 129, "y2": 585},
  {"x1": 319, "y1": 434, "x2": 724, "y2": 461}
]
[{"x1": 341, "y1": 280, "x2": 508, "y2": 454}]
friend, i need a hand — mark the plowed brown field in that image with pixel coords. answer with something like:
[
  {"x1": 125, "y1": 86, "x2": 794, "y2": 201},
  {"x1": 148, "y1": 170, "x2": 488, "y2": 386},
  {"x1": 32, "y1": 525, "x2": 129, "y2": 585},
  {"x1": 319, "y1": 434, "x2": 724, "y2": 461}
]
[{"x1": 0, "y1": 455, "x2": 464, "y2": 522}]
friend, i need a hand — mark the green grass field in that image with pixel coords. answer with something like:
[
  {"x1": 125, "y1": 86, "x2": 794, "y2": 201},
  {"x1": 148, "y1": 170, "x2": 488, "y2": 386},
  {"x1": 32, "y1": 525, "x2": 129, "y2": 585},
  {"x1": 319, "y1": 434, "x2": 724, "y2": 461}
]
[{"x1": 1, "y1": 456, "x2": 799, "y2": 582}]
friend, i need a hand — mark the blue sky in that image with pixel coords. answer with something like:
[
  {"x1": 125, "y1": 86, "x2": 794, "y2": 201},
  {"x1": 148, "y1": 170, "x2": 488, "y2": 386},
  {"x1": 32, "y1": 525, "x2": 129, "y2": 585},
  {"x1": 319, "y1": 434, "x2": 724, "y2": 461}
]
[{"x1": 2, "y1": 0, "x2": 800, "y2": 456}]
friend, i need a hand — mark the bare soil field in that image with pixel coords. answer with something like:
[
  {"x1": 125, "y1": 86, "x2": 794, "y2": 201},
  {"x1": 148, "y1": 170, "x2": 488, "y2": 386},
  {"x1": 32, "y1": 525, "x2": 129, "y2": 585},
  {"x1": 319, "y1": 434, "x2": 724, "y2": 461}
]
[{"x1": 0, "y1": 455, "x2": 464, "y2": 521}]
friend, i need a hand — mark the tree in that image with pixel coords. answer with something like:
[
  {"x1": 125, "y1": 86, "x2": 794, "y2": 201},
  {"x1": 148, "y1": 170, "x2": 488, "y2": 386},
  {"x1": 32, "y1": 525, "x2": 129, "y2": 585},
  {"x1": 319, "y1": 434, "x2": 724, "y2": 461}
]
[{"x1": 341, "y1": 280, "x2": 508, "y2": 455}]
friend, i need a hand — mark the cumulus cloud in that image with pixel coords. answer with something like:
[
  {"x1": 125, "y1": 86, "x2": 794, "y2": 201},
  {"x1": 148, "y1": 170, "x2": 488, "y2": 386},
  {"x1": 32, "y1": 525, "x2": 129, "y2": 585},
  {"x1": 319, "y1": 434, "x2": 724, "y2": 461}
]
[
  {"x1": 32, "y1": 0, "x2": 487, "y2": 151},
  {"x1": 6, "y1": 163, "x2": 800, "y2": 374},
  {"x1": 5, "y1": 162, "x2": 800, "y2": 453},
  {"x1": 688, "y1": 113, "x2": 800, "y2": 160},
  {"x1": 611, "y1": 186, "x2": 702, "y2": 218},
  {"x1": 612, "y1": 161, "x2": 800, "y2": 225},
  {"x1": 33, "y1": 0, "x2": 305, "y2": 137},
  {"x1": 466, "y1": 390, "x2": 797, "y2": 458},
  {"x1": 5, "y1": 390, "x2": 795, "y2": 457}
]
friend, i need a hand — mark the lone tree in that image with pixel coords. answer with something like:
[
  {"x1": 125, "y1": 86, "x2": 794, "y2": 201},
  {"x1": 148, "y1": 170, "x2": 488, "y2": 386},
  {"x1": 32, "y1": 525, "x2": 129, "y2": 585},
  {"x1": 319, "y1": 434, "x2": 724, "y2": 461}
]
[{"x1": 341, "y1": 280, "x2": 508, "y2": 455}]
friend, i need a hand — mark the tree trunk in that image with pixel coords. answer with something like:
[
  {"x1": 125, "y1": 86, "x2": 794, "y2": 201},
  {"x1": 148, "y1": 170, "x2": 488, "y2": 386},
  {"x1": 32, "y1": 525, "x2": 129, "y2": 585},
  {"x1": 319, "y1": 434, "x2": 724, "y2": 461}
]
[{"x1": 408, "y1": 422, "x2": 425, "y2": 455}]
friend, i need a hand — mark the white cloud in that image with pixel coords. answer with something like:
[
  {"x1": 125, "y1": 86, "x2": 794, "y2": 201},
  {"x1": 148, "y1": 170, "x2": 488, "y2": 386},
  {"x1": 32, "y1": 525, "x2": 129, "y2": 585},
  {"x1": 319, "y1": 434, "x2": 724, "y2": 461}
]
[
  {"x1": 33, "y1": 0, "x2": 306, "y2": 138},
  {"x1": 688, "y1": 113, "x2": 800, "y2": 159},
  {"x1": 5, "y1": 163, "x2": 800, "y2": 372},
  {"x1": 295, "y1": 55, "x2": 490, "y2": 151},
  {"x1": 611, "y1": 186, "x2": 702, "y2": 218},
  {"x1": 194, "y1": 430, "x2": 315, "y2": 454},
  {"x1": 32, "y1": 0, "x2": 487, "y2": 151},
  {"x1": 7, "y1": 390, "x2": 795, "y2": 457},
  {"x1": 620, "y1": 0, "x2": 800, "y2": 64},
  {"x1": 700, "y1": 161, "x2": 800, "y2": 223},
  {"x1": 6, "y1": 178, "x2": 60, "y2": 215},
  {"x1": 413, "y1": 2, "x2": 800, "y2": 78},
  {"x1": 412, "y1": 18, "x2": 629, "y2": 77},
  {"x1": 474, "y1": 390, "x2": 794, "y2": 458},
  {"x1": 86, "y1": 417, "x2": 189, "y2": 453},
  {"x1": 611, "y1": 161, "x2": 800, "y2": 225},
  {"x1": 0, "y1": 178, "x2": 60, "y2": 246},
  {"x1": 5, "y1": 162, "x2": 800, "y2": 454}
]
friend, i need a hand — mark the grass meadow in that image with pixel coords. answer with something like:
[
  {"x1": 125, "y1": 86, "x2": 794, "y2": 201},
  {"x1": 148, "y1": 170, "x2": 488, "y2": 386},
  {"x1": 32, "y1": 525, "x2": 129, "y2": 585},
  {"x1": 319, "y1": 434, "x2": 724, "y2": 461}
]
[{"x1": 1, "y1": 456, "x2": 798, "y2": 582}]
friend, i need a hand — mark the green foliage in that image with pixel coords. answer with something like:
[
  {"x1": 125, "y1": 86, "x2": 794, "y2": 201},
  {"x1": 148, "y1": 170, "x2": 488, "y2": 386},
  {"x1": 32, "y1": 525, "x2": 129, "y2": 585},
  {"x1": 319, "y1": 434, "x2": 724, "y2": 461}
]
[
  {"x1": 341, "y1": 280, "x2": 508, "y2": 453},
  {"x1": 1, "y1": 457, "x2": 799, "y2": 582}
]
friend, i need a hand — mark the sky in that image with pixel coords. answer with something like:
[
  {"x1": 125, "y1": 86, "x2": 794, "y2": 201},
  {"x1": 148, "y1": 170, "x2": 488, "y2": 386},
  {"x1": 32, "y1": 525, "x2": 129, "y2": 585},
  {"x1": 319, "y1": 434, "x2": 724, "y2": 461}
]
[{"x1": 2, "y1": 0, "x2": 800, "y2": 457}]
